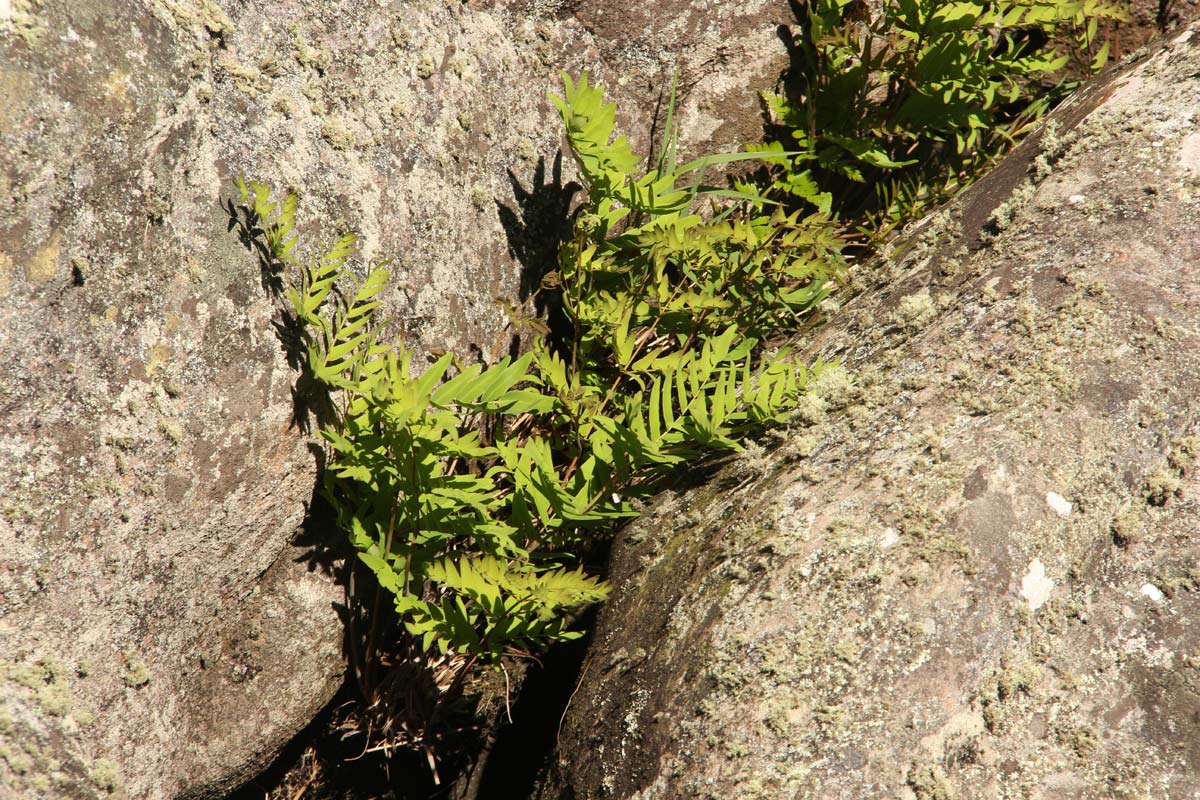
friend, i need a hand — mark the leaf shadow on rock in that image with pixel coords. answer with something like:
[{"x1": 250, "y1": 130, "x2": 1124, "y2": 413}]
[
  {"x1": 222, "y1": 188, "x2": 436, "y2": 798},
  {"x1": 495, "y1": 151, "x2": 580, "y2": 358},
  {"x1": 222, "y1": 192, "x2": 341, "y2": 436}
]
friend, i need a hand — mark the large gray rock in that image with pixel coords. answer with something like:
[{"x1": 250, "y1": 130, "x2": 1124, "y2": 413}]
[
  {"x1": 542, "y1": 25, "x2": 1200, "y2": 800},
  {"x1": 0, "y1": 0, "x2": 795, "y2": 797}
]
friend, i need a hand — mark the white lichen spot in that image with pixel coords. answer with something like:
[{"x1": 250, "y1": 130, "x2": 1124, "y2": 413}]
[
  {"x1": 879, "y1": 527, "x2": 900, "y2": 549},
  {"x1": 1045, "y1": 491, "x2": 1072, "y2": 517},
  {"x1": 1020, "y1": 558, "x2": 1054, "y2": 612},
  {"x1": 1067, "y1": 194, "x2": 1087, "y2": 205},
  {"x1": 1140, "y1": 583, "x2": 1165, "y2": 603}
]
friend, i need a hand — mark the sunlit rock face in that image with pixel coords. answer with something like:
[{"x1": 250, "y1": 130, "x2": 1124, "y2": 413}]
[{"x1": 0, "y1": 0, "x2": 795, "y2": 796}]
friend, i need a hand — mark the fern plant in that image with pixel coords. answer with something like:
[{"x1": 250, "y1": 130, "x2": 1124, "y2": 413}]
[
  {"x1": 236, "y1": 119, "x2": 839, "y2": 664},
  {"x1": 237, "y1": 179, "x2": 614, "y2": 666},
  {"x1": 234, "y1": 11, "x2": 1124, "y2": 757},
  {"x1": 550, "y1": 71, "x2": 842, "y2": 411},
  {"x1": 233, "y1": 71, "x2": 845, "y2": 769},
  {"x1": 760, "y1": 0, "x2": 1129, "y2": 235}
]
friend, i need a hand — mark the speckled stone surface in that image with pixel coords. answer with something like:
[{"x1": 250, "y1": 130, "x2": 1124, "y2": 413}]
[{"x1": 0, "y1": 0, "x2": 795, "y2": 797}]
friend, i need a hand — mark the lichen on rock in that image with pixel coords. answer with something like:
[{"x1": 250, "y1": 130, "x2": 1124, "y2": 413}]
[{"x1": 543, "y1": 23, "x2": 1200, "y2": 800}]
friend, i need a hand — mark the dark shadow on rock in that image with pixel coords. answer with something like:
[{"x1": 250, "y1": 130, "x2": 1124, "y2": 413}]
[
  {"x1": 223, "y1": 677, "x2": 451, "y2": 800},
  {"x1": 289, "y1": 460, "x2": 346, "y2": 581},
  {"x1": 776, "y1": 0, "x2": 809, "y2": 99},
  {"x1": 225, "y1": 553, "x2": 496, "y2": 800},
  {"x1": 223, "y1": 188, "x2": 347, "y2": 435},
  {"x1": 222, "y1": 188, "x2": 345, "y2": 577},
  {"x1": 223, "y1": 193, "x2": 286, "y2": 299},
  {"x1": 495, "y1": 152, "x2": 580, "y2": 357}
]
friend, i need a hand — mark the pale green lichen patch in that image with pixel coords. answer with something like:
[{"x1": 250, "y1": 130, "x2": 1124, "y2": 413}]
[
  {"x1": 908, "y1": 762, "x2": 955, "y2": 800},
  {"x1": 0, "y1": 0, "x2": 49, "y2": 46},
  {"x1": 788, "y1": 393, "x2": 828, "y2": 426},
  {"x1": 1169, "y1": 434, "x2": 1199, "y2": 473},
  {"x1": 36, "y1": 682, "x2": 71, "y2": 717},
  {"x1": 808, "y1": 361, "x2": 858, "y2": 409},
  {"x1": 3, "y1": 658, "x2": 74, "y2": 717},
  {"x1": 995, "y1": 658, "x2": 1043, "y2": 702},
  {"x1": 415, "y1": 51, "x2": 437, "y2": 79},
  {"x1": 214, "y1": 51, "x2": 268, "y2": 97},
  {"x1": 319, "y1": 117, "x2": 358, "y2": 150},
  {"x1": 1144, "y1": 467, "x2": 1182, "y2": 506},
  {"x1": 1, "y1": 745, "x2": 34, "y2": 776},
  {"x1": 1111, "y1": 502, "x2": 1144, "y2": 547},
  {"x1": 0, "y1": 652, "x2": 110, "y2": 796},
  {"x1": 985, "y1": 179, "x2": 1037, "y2": 234},
  {"x1": 893, "y1": 290, "x2": 937, "y2": 331},
  {"x1": 120, "y1": 659, "x2": 151, "y2": 689},
  {"x1": 159, "y1": 418, "x2": 185, "y2": 445},
  {"x1": 88, "y1": 759, "x2": 122, "y2": 794},
  {"x1": 150, "y1": 0, "x2": 234, "y2": 41}
]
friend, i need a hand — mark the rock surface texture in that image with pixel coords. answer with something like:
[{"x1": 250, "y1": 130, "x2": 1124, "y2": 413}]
[
  {"x1": 543, "y1": 26, "x2": 1200, "y2": 800},
  {"x1": 0, "y1": 0, "x2": 794, "y2": 798}
]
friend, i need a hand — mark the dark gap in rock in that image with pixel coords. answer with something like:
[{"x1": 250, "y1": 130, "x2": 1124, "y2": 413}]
[{"x1": 472, "y1": 606, "x2": 598, "y2": 800}]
